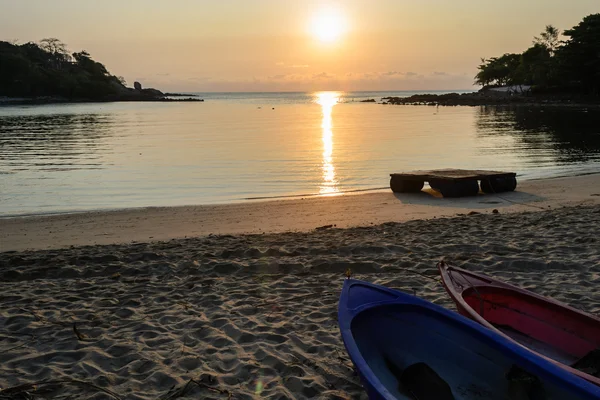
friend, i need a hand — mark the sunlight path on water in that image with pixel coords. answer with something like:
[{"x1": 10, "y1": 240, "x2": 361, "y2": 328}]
[{"x1": 316, "y1": 92, "x2": 341, "y2": 196}]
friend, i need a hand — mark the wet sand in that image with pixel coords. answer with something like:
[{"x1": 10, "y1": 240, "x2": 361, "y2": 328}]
[{"x1": 2, "y1": 174, "x2": 600, "y2": 252}]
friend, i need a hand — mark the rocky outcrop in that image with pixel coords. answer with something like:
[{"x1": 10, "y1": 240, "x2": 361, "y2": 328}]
[
  {"x1": 381, "y1": 91, "x2": 600, "y2": 106},
  {"x1": 134, "y1": 81, "x2": 142, "y2": 91},
  {"x1": 141, "y1": 88, "x2": 163, "y2": 97},
  {"x1": 165, "y1": 93, "x2": 199, "y2": 97}
]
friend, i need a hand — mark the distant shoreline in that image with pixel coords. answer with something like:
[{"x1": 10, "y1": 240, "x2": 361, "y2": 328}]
[
  {"x1": 0, "y1": 96, "x2": 204, "y2": 106},
  {"x1": 381, "y1": 92, "x2": 600, "y2": 107},
  {"x1": 4, "y1": 91, "x2": 600, "y2": 108},
  {"x1": 164, "y1": 92, "x2": 200, "y2": 97}
]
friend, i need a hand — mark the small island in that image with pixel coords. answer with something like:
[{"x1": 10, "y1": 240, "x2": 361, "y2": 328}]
[
  {"x1": 0, "y1": 38, "x2": 203, "y2": 105},
  {"x1": 383, "y1": 13, "x2": 600, "y2": 107}
]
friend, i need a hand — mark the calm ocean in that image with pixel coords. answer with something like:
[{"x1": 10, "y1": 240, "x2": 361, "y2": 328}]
[{"x1": 1, "y1": 91, "x2": 600, "y2": 217}]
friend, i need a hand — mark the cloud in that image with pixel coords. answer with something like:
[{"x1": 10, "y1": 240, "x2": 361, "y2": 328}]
[
  {"x1": 186, "y1": 76, "x2": 210, "y2": 82},
  {"x1": 155, "y1": 70, "x2": 475, "y2": 92},
  {"x1": 312, "y1": 72, "x2": 334, "y2": 79},
  {"x1": 275, "y1": 62, "x2": 310, "y2": 69}
]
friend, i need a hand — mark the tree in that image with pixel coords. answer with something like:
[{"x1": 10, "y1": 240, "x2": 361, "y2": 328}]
[
  {"x1": 72, "y1": 50, "x2": 91, "y2": 61},
  {"x1": 518, "y1": 44, "x2": 553, "y2": 86},
  {"x1": 534, "y1": 25, "x2": 560, "y2": 55},
  {"x1": 475, "y1": 53, "x2": 521, "y2": 87},
  {"x1": 39, "y1": 38, "x2": 68, "y2": 56},
  {"x1": 0, "y1": 39, "x2": 129, "y2": 99},
  {"x1": 39, "y1": 38, "x2": 71, "y2": 67},
  {"x1": 73, "y1": 51, "x2": 109, "y2": 76},
  {"x1": 475, "y1": 25, "x2": 562, "y2": 90},
  {"x1": 557, "y1": 14, "x2": 600, "y2": 94}
]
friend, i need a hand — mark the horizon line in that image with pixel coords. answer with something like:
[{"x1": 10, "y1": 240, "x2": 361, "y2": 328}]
[{"x1": 165, "y1": 89, "x2": 477, "y2": 94}]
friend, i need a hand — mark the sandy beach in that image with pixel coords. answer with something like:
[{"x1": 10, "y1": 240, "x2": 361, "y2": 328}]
[{"x1": 1, "y1": 174, "x2": 600, "y2": 399}]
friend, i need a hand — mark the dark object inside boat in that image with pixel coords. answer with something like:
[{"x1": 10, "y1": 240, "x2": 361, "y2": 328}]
[
  {"x1": 506, "y1": 364, "x2": 547, "y2": 400},
  {"x1": 384, "y1": 357, "x2": 455, "y2": 400},
  {"x1": 572, "y1": 349, "x2": 600, "y2": 378}
]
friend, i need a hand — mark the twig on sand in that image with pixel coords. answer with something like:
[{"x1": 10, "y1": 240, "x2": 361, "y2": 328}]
[
  {"x1": 0, "y1": 379, "x2": 122, "y2": 400},
  {"x1": 162, "y1": 379, "x2": 232, "y2": 399},
  {"x1": 73, "y1": 323, "x2": 89, "y2": 341}
]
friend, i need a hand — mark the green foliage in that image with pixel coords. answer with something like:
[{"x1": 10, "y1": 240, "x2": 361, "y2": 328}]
[
  {"x1": 475, "y1": 15, "x2": 600, "y2": 97},
  {"x1": 0, "y1": 38, "x2": 126, "y2": 99}
]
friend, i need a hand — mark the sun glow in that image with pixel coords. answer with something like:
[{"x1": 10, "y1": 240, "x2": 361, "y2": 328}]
[{"x1": 310, "y1": 9, "x2": 346, "y2": 43}]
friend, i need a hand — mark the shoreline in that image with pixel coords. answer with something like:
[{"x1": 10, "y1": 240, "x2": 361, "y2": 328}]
[
  {"x1": 3, "y1": 169, "x2": 599, "y2": 221},
  {"x1": 0, "y1": 97, "x2": 204, "y2": 106},
  {"x1": 3, "y1": 91, "x2": 600, "y2": 108},
  {"x1": 2, "y1": 173, "x2": 600, "y2": 252},
  {"x1": 0, "y1": 186, "x2": 393, "y2": 220},
  {"x1": 381, "y1": 92, "x2": 600, "y2": 107}
]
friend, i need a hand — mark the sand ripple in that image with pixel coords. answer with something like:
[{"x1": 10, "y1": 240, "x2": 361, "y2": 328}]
[{"x1": 1, "y1": 205, "x2": 599, "y2": 398}]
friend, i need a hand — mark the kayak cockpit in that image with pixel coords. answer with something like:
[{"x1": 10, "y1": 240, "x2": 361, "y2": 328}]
[
  {"x1": 462, "y1": 285, "x2": 599, "y2": 361},
  {"x1": 350, "y1": 303, "x2": 589, "y2": 400}
]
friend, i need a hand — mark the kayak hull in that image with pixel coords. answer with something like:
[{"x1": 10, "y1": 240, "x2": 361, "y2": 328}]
[
  {"x1": 338, "y1": 279, "x2": 600, "y2": 399},
  {"x1": 439, "y1": 262, "x2": 600, "y2": 386}
]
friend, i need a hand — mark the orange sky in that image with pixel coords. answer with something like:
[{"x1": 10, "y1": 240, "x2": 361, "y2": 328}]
[{"x1": 1, "y1": 0, "x2": 598, "y2": 91}]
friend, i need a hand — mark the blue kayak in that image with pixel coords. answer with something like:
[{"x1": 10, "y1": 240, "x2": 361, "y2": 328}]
[{"x1": 338, "y1": 279, "x2": 600, "y2": 400}]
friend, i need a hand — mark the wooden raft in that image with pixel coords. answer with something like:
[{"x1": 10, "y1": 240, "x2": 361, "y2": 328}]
[{"x1": 389, "y1": 169, "x2": 517, "y2": 197}]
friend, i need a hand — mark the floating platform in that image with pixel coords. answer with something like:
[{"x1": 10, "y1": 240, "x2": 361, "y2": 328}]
[{"x1": 389, "y1": 169, "x2": 517, "y2": 197}]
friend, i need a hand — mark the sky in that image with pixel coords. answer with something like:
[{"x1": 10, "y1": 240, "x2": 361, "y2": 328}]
[{"x1": 1, "y1": 0, "x2": 598, "y2": 92}]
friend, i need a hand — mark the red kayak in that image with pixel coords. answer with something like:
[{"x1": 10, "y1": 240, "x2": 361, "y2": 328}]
[{"x1": 439, "y1": 261, "x2": 600, "y2": 386}]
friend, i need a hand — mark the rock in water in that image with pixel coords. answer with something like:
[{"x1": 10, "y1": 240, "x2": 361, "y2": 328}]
[{"x1": 134, "y1": 81, "x2": 142, "y2": 90}]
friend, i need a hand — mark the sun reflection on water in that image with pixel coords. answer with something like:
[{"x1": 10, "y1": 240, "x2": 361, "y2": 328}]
[{"x1": 315, "y1": 92, "x2": 340, "y2": 195}]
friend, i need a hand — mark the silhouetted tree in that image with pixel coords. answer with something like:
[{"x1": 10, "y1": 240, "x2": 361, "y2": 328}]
[
  {"x1": 475, "y1": 53, "x2": 521, "y2": 87},
  {"x1": 474, "y1": 14, "x2": 600, "y2": 97},
  {"x1": 0, "y1": 39, "x2": 127, "y2": 99},
  {"x1": 534, "y1": 25, "x2": 560, "y2": 55},
  {"x1": 556, "y1": 14, "x2": 600, "y2": 95},
  {"x1": 518, "y1": 44, "x2": 554, "y2": 86},
  {"x1": 39, "y1": 38, "x2": 71, "y2": 64}
]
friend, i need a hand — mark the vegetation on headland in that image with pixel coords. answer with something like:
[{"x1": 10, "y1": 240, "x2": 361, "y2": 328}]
[
  {"x1": 0, "y1": 38, "x2": 202, "y2": 104},
  {"x1": 384, "y1": 14, "x2": 600, "y2": 106}
]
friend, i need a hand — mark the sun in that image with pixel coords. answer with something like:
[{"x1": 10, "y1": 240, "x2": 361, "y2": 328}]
[{"x1": 310, "y1": 9, "x2": 346, "y2": 43}]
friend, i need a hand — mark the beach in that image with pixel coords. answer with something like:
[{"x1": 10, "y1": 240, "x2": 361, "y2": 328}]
[{"x1": 1, "y1": 174, "x2": 600, "y2": 399}]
